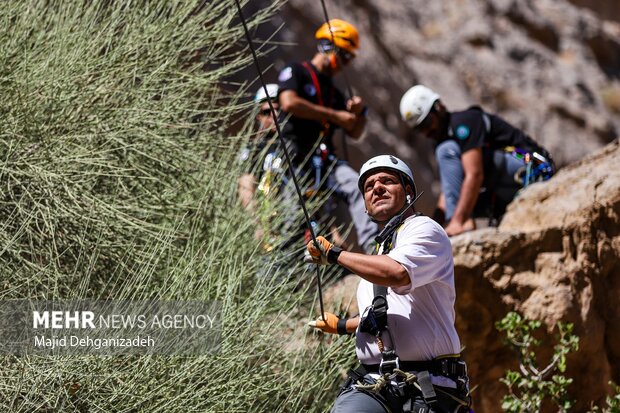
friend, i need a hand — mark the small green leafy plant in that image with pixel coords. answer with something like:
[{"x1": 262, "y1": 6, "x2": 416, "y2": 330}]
[
  {"x1": 588, "y1": 382, "x2": 620, "y2": 413},
  {"x1": 496, "y1": 312, "x2": 579, "y2": 413}
]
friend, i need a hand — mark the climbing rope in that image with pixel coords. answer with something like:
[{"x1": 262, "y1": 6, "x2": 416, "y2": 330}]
[
  {"x1": 318, "y1": 0, "x2": 354, "y2": 98},
  {"x1": 318, "y1": 0, "x2": 352, "y2": 161},
  {"x1": 233, "y1": 0, "x2": 326, "y2": 319},
  {"x1": 355, "y1": 369, "x2": 419, "y2": 393}
]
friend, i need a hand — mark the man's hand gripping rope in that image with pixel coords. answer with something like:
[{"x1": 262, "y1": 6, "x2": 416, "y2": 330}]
[
  {"x1": 304, "y1": 235, "x2": 341, "y2": 265},
  {"x1": 305, "y1": 236, "x2": 349, "y2": 334}
]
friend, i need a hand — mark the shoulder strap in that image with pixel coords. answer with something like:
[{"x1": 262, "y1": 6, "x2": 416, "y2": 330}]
[
  {"x1": 301, "y1": 61, "x2": 334, "y2": 108},
  {"x1": 373, "y1": 284, "x2": 387, "y2": 298},
  {"x1": 466, "y1": 105, "x2": 491, "y2": 134},
  {"x1": 301, "y1": 61, "x2": 324, "y2": 107},
  {"x1": 372, "y1": 217, "x2": 414, "y2": 298}
]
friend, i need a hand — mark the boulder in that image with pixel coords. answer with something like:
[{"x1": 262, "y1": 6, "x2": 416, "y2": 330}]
[{"x1": 453, "y1": 140, "x2": 620, "y2": 411}]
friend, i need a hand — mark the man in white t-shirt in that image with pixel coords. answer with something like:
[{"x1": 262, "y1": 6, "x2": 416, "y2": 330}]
[{"x1": 306, "y1": 155, "x2": 470, "y2": 413}]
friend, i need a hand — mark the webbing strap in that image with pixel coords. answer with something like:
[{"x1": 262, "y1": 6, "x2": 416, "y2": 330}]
[
  {"x1": 417, "y1": 371, "x2": 438, "y2": 407},
  {"x1": 369, "y1": 224, "x2": 400, "y2": 356},
  {"x1": 372, "y1": 220, "x2": 404, "y2": 297},
  {"x1": 301, "y1": 61, "x2": 334, "y2": 138},
  {"x1": 301, "y1": 61, "x2": 334, "y2": 108},
  {"x1": 373, "y1": 284, "x2": 387, "y2": 298}
]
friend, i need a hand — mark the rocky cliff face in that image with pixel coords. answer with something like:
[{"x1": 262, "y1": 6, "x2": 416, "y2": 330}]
[
  {"x1": 453, "y1": 140, "x2": 620, "y2": 412},
  {"x1": 454, "y1": 139, "x2": 620, "y2": 411},
  {"x1": 325, "y1": 140, "x2": 620, "y2": 412},
  {"x1": 250, "y1": 0, "x2": 620, "y2": 213}
]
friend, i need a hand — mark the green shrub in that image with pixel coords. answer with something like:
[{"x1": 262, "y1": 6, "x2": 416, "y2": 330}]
[
  {"x1": 496, "y1": 312, "x2": 579, "y2": 413},
  {"x1": 0, "y1": 1, "x2": 352, "y2": 411},
  {"x1": 588, "y1": 382, "x2": 620, "y2": 413}
]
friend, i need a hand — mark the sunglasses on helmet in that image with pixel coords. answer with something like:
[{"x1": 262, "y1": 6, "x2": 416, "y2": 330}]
[{"x1": 318, "y1": 39, "x2": 355, "y2": 64}]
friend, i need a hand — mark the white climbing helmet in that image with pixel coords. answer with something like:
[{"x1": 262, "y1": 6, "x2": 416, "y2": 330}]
[
  {"x1": 358, "y1": 155, "x2": 417, "y2": 198},
  {"x1": 254, "y1": 84, "x2": 279, "y2": 103},
  {"x1": 399, "y1": 85, "x2": 440, "y2": 127}
]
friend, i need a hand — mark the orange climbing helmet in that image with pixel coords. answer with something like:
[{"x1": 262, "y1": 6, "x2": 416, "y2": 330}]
[{"x1": 315, "y1": 19, "x2": 359, "y2": 56}]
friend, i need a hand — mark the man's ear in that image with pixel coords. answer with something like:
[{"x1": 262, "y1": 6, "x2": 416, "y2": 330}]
[{"x1": 405, "y1": 185, "x2": 414, "y2": 199}]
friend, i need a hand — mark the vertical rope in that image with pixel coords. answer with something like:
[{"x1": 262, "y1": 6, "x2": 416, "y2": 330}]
[
  {"x1": 233, "y1": 0, "x2": 326, "y2": 319},
  {"x1": 318, "y1": 0, "x2": 354, "y2": 98},
  {"x1": 318, "y1": 0, "x2": 352, "y2": 161}
]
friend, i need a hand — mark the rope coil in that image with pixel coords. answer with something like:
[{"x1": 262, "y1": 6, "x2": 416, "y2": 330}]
[{"x1": 355, "y1": 369, "x2": 419, "y2": 393}]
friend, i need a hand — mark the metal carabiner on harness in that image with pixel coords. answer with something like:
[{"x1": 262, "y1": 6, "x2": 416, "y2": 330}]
[{"x1": 379, "y1": 350, "x2": 400, "y2": 375}]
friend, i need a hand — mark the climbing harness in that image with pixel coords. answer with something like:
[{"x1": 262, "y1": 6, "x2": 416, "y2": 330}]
[
  {"x1": 234, "y1": 0, "x2": 326, "y2": 319},
  {"x1": 462, "y1": 106, "x2": 555, "y2": 225},
  {"x1": 300, "y1": 60, "x2": 336, "y2": 193},
  {"x1": 359, "y1": 208, "x2": 417, "y2": 376}
]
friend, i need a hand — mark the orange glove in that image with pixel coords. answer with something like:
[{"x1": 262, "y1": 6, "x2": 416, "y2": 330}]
[
  {"x1": 304, "y1": 236, "x2": 341, "y2": 265},
  {"x1": 308, "y1": 312, "x2": 348, "y2": 335}
]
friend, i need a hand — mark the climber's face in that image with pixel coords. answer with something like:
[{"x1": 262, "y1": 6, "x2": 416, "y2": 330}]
[
  {"x1": 256, "y1": 101, "x2": 279, "y2": 133},
  {"x1": 363, "y1": 169, "x2": 410, "y2": 222}
]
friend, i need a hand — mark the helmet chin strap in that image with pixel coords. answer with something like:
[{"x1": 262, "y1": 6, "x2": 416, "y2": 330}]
[{"x1": 328, "y1": 53, "x2": 338, "y2": 71}]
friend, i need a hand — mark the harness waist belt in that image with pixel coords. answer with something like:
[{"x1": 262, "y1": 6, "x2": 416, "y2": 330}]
[{"x1": 362, "y1": 357, "x2": 466, "y2": 378}]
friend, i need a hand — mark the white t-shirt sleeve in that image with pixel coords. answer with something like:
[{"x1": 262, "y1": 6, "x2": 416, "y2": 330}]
[{"x1": 387, "y1": 217, "x2": 451, "y2": 295}]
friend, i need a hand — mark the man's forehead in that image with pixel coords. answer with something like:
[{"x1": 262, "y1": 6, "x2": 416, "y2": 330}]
[{"x1": 365, "y1": 169, "x2": 399, "y2": 182}]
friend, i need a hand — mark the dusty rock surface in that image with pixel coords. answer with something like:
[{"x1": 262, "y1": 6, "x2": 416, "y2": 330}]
[
  {"x1": 452, "y1": 140, "x2": 620, "y2": 412},
  {"x1": 246, "y1": 0, "x2": 620, "y2": 214},
  {"x1": 324, "y1": 141, "x2": 620, "y2": 411}
]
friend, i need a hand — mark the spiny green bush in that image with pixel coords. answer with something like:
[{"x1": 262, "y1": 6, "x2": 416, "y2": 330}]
[
  {"x1": 0, "y1": 1, "x2": 353, "y2": 411},
  {"x1": 496, "y1": 312, "x2": 579, "y2": 413}
]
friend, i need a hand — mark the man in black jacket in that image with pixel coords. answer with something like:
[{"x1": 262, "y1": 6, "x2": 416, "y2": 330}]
[
  {"x1": 400, "y1": 85, "x2": 553, "y2": 236},
  {"x1": 277, "y1": 19, "x2": 377, "y2": 251}
]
